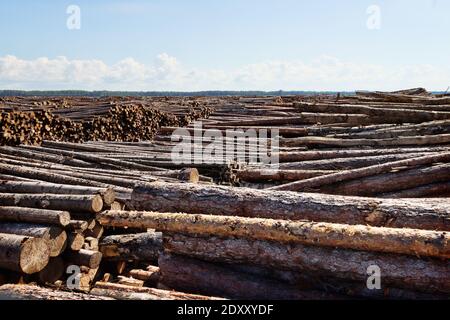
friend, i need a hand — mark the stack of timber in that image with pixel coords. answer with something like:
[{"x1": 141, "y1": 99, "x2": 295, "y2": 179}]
[{"x1": 0, "y1": 90, "x2": 449, "y2": 300}]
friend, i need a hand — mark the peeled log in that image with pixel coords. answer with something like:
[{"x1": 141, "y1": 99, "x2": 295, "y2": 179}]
[
  {"x1": 159, "y1": 253, "x2": 342, "y2": 300},
  {"x1": 130, "y1": 182, "x2": 450, "y2": 231},
  {"x1": 0, "y1": 233, "x2": 50, "y2": 274},
  {"x1": 164, "y1": 234, "x2": 450, "y2": 294},
  {"x1": 0, "y1": 193, "x2": 103, "y2": 213},
  {"x1": 0, "y1": 222, "x2": 67, "y2": 257},
  {"x1": 99, "y1": 232, "x2": 162, "y2": 262},
  {"x1": 0, "y1": 207, "x2": 70, "y2": 226},
  {"x1": 0, "y1": 181, "x2": 115, "y2": 205}
]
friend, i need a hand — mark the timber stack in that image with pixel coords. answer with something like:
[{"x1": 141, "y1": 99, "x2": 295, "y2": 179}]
[{"x1": 0, "y1": 89, "x2": 449, "y2": 300}]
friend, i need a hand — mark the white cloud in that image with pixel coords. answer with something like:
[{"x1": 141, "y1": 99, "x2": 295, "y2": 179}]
[{"x1": 0, "y1": 54, "x2": 449, "y2": 91}]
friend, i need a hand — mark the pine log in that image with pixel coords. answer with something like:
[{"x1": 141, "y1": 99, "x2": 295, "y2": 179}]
[
  {"x1": 0, "y1": 181, "x2": 115, "y2": 205},
  {"x1": 0, "y1": 223, "x2": 66, "y2": 257},
  {"x1": 0, "y1": 284, "x2": 114, "y2": 300},
  {"x1": 269, "y1": 152, "x2": 450, "y2": 191},
  {"x1": 65, "y1": 249, "x2": 102, "y2": 269},
  {"x1": 0, "y1": 233, "x2": 50, "y2": 274},
  {"x1": 99, "y1": 232, "x2": 162, "y2": 262},
  {"x1": 130, "y1": 182, "x2": 450, "y2": 230},
  {"x1": 158, "y1": 253, "x2": 342, "y2": 300},
  {"x1": 0, "y1": 193, "x2": 103, "y2": 213},
  {"x1": 164, "y1": 234, "x2": 450, "y2": 294},
  {"x1": 0, "y1": 207, "x2": 70, "y2": 226},
  {"x1": 98, "y1": 211, "x2": 449, "y2": 259}
]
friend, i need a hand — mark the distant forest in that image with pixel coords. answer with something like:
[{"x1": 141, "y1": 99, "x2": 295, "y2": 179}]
[{"x1": 0, "y1": 90, "x2": 353, "y2": 97}]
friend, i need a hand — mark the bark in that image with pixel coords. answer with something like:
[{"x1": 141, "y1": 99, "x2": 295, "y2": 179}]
[
  {"x1": 66, "y1": 220, "x2": 89, "y2": 232},
  {"x1": 381, "y1": 181, "x2": 450, "y2": 198},
  {"x1": 130, "y1": 182, "x2": 450, "y2": 231},
  {"x1": 99, "y1": 232, "x2": 162, "y2": 262},
  {"x1": 158, "y1": 253, "x2": 343, "y2": 300},
  {"x1": 319, "y1": 163, "x2": 450, "y2": 196},
  {"x1": 269, "y1": 152, "x2": 450, "y2": 191},
  {"x1": 0, "y1": 233, "x2": 50, "y2": 274},
  {"x1": 0, "y1": 222, "x2": 66, "y2": 257},
  {"x1": 0, "y1": 181, "x2": 115, "y2": 205},
  {"x1": 65, "y1": 249, "x2": 102, "y2": 269},
  {"x1": 0, "y1": 284, "x2": 113, "y2": 300},
  {"x1": 98, "y1": 211, "x2": 449, "y2": 259},
  {"x1": 236, "y1": 168, "x2": 334, "y2": 182},
  {"x1": 0, "y1": 193, "x2": 103, "y2": 213},
  {"x1": 93, "y1": 281, "x2": 224, "y2": 300},
  {"x1": 129, "y1": 267, "x2": 160, "y2": 286},
  {"x1": 164, "y1": 234, "x2": 450, "y2": 294},
  {"x1": 0, "y1": 207, "x2": 70, "y2": 226}
]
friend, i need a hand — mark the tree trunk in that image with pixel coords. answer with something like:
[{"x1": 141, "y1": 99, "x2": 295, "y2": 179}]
[
  {"x1": 65, "y1": 249, "x2": 102, "y2": 269},
  {"x1": 0, "y1": 207, "x2": 70, "y2": 226},
  {"x1": 164, "y1": 234, "x2": 450, "y2": 294},
  {"x1": 0, "y1": 233, "x2": 50, "y2": 274},
  {"x1": 130, "y1": 182, "x2": 450, "y2": 231},
  {"x1": 0, "y1": 284, "x2": 113, "y2": 300}
]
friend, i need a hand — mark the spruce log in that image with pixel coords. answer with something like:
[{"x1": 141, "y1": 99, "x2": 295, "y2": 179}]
[
  {"x1": 0, "y1": 223, "x2": 66, "y2": 257},
  {"x1": 130, "y1": 182, "x2": 450, "y2": 230},
  {"x1": 269, "y1": 152, "x2": 450, "y2": 191},
  {"x1": 0, "y1": 207, "x2": 70, "y2": 226},
  {"x1": 99, "y1": 232, "x2": 162, "y2": 262},
  {"x1": 65, "y1": 249, "x2": 102, "y2": 269},
  {"x1": 98, "y1": 211, "x2": 450, "y2": 259},
  {"x1": 0, "y1": 193, "x2": 103, "y2": 213},
  {"x1": 0, "y1": 233, "x2": 50, "y2": 274},
  {"x1": 164, "y1": 234, "x2": 450, "y2": 294}
]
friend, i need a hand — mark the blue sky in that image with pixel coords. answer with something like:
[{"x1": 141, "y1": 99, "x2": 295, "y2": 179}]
[{"x1": 0, "y1": 0, "x2": 449, "y2": 91}]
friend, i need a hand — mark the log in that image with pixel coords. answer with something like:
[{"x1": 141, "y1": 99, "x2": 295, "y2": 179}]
[
  {"x1": 269, "y1": 152, "x2": 450, "y2": 191},
  {"x1": 99, "y1": 232, "x2": 162, "y2": 262},
  {"x1": 97, "y1": 211, "x2": 450, "y2": 259},
  {"x1": 117, "y1": 276, "x2": 144, "y2": 287},
  {"x1": 236, "y1": 168, "x2": 334, "y2": 182},
  {"x1": 129, "y1": 267, "x2": 160, "y2": 285},
  {"x1": 319, "y1": 163, "x2": 450, "y2": 196},
  {"x1": 0, "y1": 207, "x2": 70, "y2": 226},
  {"x1": 65, "y1": 249, "x2": 102, "y2": 269},
  {"x1": 66, "y1": 220, "x2": 88, "y2": 232},
  {"x1": 164, "y1": 234, "x2": 450, "y2": 294},
  {"x1": 158, "y1": 253, "x2": 342, "y2": 300},
  {"x1": 0, "y1": 181, "x2": 115, "y2": 205},
  {"x1": 0, "y1": 223, "x2": 67, "y2": 257},
  {"x1": 67, "y1": 232, "x2": 85, "y2": 251},
  {"x1": 93, "y1": 281, "x2": 224, "y2": 300},
  {"x1": 381, "y1": 181, "x2": 450, "y2": 198},
  {"x1": 130, "y1": 182, "x2": 450, "y2": 230},
  {"x1": 0, "y1": 193, "x2": 103, "y2": 213},
  {"x1": 0, "y1": 284, "x2": 114, "y2": 300},
  {"x1": 0, "y1": 233, "x2": 50, "y2": 274},
  {"x1": 37, "y1": 257, "x2": 64, "y2": 284}
]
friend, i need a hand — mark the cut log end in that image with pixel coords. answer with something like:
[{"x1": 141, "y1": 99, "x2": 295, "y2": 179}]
[{"x1": 20, "y1": 237, "x2": 51, "y2": 274}]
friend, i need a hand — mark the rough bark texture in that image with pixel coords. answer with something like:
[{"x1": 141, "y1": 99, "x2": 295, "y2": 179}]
[
  {"x1": 0, "y1": 207, "x2": 70, "y2": 226},
  {"x1": 0, "y1": 233, "x2": 50, "y2": 274},
  {"x1": 0, "y1": 193, "x2": 103, "y2": 213},
  {"x1": 130, "y1": 182, "x2": 450, "y2": 231},
  {"x1": 0, "y1": 284, "x2": 113, "y2": 300},
  {"x1": 164, "y1": 234, "x2": 450, "y2": 294},
  {"x1": 99, "y1": 232, "x2": 162, "y2": 262},
  {"x1": 65, "y1": 249, "x2": 102, "y2": 269},
  {"x1": 158, "y1": 253, "x2": 344, "y2": 300},
  {"x1": 97, "y1": 210, "x2": 450, "y2": 259}
]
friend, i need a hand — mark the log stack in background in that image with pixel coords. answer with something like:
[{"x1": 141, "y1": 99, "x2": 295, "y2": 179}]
[{"x1": 0, "y1": 90, "x2": 449, "y2": 300}]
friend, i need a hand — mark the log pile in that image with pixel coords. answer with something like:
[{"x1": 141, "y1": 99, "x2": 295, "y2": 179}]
[{"x1": 0, "y1": 90, "x2": 449, "y2": 300}]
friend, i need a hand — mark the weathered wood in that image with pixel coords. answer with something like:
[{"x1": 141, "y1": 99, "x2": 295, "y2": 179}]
[
  {"x1": 164, "y1": 234, "x2": 450, "y2": 294},
  {"x1": 99, "y1": 232, "x2": 162, "y2": 262},
  {"x1": 0, "y1": 193, "x2": 103, "y2": 213},
  {"x1": 0, "y1": 223, "x2": 67, "y2": 257},
  {"x1": 381, "y1": 181, "x2": 450, "y2": 198},
  {"x1": 129, "y1": 267, "x2": 160, "y2": 286},
  {"x1": 67, "y1": 232, "x2": 85, "y2": 251},
  {"x1": 0, "y1": 207, "x2": 70, "y2": 226},
  {"x1": 131, "y1": 182, "x2": 450, "y2": 230},
  {"x1": 0, "y1": 233, "x2": 50, "y2": 274}
]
